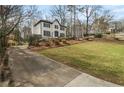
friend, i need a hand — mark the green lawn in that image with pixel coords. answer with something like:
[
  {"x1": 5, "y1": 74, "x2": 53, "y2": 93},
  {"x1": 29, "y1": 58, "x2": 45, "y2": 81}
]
[{"x1": 39, "y1": 41, "x2": 124, "y2": 85}]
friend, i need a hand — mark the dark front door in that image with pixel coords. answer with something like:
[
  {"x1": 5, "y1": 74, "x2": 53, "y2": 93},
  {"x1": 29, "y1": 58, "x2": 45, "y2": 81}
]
[{"x1": 54, "y1": 31, "x2": 59, "y2": 37}]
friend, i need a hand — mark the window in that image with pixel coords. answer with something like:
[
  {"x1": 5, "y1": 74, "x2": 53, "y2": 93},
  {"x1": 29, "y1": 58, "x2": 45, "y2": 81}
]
[
  {"x1": 60, "y1": 27, "x2": 65, "y2": 31},
  {"x1": 54, "y1": 31, "x2": 59, "y2": 37},
  {"x1": 60, "y1": 33, "x2": 65, "y2": 37},
  {"x1": 55, "y1": 25, "x2": 58, "y2": 29},
  {"x1": 44, "y1": 31, "x2": 51, "y2": 36},
  {"x1": 43, "y1": 23, "x2": 50, "y2": 28}
]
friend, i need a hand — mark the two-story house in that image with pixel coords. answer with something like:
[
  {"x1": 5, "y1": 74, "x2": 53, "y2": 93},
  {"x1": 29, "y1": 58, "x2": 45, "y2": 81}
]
[{"x1": 32, "y1": 19, "x2": 67, "y2": 39}]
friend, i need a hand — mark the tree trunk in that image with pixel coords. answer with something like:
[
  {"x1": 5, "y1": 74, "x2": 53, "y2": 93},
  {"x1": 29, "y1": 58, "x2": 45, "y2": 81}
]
[
  {"x1": 86, "y1": 17, "x2": 89, "y2": 36},
  {"x1": 73, "y1": 6, "x2": 76, "y2": 39},
  {"x1": 0, "y1": 6, "x2": 9, "y2": 81},
  {"x1": 0, "y1": 35, "x2": 8, "y2": 81},
  {"x1": 70, "y1": 12, "x2": 73, "y2": 38}
]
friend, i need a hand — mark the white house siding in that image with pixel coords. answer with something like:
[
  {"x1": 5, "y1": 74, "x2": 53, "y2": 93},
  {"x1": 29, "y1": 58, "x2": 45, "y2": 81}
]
[
  {"x1": 33, "y1": 24, "x2": 41, "y2": 35},
  {"x1": 33, "y1": 20, "x2": 66, "y2": 39},
  {"x1": 59, "y1": 30, "x2": 66, "y2": 37},
  {"x1": 21, "y1": 31, "x2": 24, "y2": 39},
  {"x1": 52, "y1": 21, "x2": 60, "y2": 37},
  {"x1": 41, "y1": 22, "x2": 53, "y2": 39},
  {"x1": 51, "y1": 21, "x2": 66, "y2": 38},
  {"x1": 40, "y1": 23, "x2": 42, "y2": 36}
]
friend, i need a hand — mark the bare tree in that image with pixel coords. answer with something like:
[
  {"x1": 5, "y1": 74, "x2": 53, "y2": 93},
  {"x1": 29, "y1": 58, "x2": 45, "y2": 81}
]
[
  {"x1": 118, "y1": 19, "x2": 124, "y2": 32},
  {"x1": 22, "y1": 6, "x2": 43, "y2": 35},
  {"x1": 92, "y1": 10, "x2": 113, "y2": 33},
  {"x1": 45, "y1": 14, "x2": 52, "y2": 21},
  {"x1": 67, "y1": 5, "x2": 75, "y2": 38},
  {"x1": 79, "y1": 5, "x2": 102, "y2": 36},
  {"x1": 0, "y1": 5, "x2": 23, "y2": 81},
  {"x1": 67, "y1": 5, "x2": 79, "y2": 39},
  {"x1": 50, "y1": 5, "x2": 68, "y2": 25}
]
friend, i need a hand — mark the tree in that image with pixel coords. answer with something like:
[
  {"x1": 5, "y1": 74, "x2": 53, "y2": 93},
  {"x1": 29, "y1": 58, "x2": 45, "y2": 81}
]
[
  {"x1": 92, "y1": 10, "x2": 113, "y2": 33},
  {"x1": 0, "y1": 5, "x2": 23, "y2": 81},
  {"x1": 12, "y1": 27, "x2": 22, "y2": 43},
  {"x1": 67, "y1": 5, "x2": 75, "y2": 38},
  {"x1": 21, "y1": 6, "x2": 43, "y2": 36},
  {"x1": 50, "y1": 5, "x2": 68, "y2": 25},
  {"x1": 79, "y1": 5, "x2": 102, "y2": 36},
  {"x1": 118, "y1": 19, "x2": 124, "y2": 32},
  {"x1": 67, "y1": 5, "x2": 79, "y2": 39}
]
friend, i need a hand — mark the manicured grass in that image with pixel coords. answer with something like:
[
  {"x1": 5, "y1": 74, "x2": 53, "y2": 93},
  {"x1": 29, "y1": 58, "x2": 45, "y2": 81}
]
[{"x1": 39, "y1": 41, "x2": 124, "y2": 85}]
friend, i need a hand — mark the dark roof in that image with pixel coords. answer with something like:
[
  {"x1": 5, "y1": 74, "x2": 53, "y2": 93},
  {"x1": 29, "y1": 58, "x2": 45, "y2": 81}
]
[
  {"x1": 34, "y1": 19, "x2": 67, "y2": 28},
  {"x1": 34, "y1": 20, "x2": 52, "y2": 26},
  {"x1": 53, "y1": 19, "x2": 67, "y2": 28}
]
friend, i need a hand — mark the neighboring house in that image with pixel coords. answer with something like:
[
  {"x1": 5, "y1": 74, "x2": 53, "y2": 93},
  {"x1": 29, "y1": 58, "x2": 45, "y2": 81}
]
[
  {"x1": 115, "y1": 32, "x2": 124, "y2": 40},
  {"x1": 108, "y1": 23, "x2": 116, "y2": 33},
  {"x1": 108, "y1": 21, "x2": 122, "y2": 33},
  {"x1": 21, "y1": 26, "x2": 32, "y2": 40},
  {"x1": 32, "y1": 19, "x2": 67, "y2": 39}
]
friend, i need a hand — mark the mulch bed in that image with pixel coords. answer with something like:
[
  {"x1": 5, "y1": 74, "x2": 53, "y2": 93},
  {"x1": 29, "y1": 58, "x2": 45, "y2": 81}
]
[
  {"x1": 28, "y1": 40, "x2": 85, "y2": 51},
  {"x1": 28, "y1": 37, "x2": 124, "y2": 52}
]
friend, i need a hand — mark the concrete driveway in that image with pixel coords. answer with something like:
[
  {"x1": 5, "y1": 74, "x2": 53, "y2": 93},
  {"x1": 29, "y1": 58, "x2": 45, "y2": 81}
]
[{"x1": 9, "y1": 47, "x2": 120, "y2": 87}]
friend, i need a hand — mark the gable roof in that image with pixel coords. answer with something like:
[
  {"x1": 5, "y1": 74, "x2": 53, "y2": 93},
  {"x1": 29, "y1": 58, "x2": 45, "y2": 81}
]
[
  {"x1": 34, "y1": 19, "x2": 67, "y2": 28},
  {"x1": 53, "y1": 19, "x2": 67, "y2": 28},
  {"x1": 34, "y1": 19, "x2": 52, "y2": 26}
]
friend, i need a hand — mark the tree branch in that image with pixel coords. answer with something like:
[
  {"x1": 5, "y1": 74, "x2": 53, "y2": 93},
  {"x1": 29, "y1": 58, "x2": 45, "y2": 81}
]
[{"x1": 0, "y1": 16, "x2": 21, "y2": 39}]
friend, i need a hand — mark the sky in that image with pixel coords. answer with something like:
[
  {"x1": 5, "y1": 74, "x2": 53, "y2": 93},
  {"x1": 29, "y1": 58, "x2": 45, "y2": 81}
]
[
  {"x1": 37, "y1": 5, "x2": 124, "y2": 20},
  {"x1": 103, "y1": 5, "x2": 124, "y2": 19}
]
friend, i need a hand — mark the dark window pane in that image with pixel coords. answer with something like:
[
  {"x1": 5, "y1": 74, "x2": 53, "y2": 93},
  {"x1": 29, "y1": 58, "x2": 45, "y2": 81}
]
[
  {"x1": 43, "y1": 23, "x2": 50, "y2": 28},
  {"x1": 55, "y1": 25, "x2": 58, "y2": 29},
  {"x1": 60, "y1": 27, "x2": 64, "y2": 30},
  {"x1": 55, "y1": 31, "x2": 58, "y2": 37},
  {"x1": 44, "y1": 31, "x2": 51, "y2": 36}
]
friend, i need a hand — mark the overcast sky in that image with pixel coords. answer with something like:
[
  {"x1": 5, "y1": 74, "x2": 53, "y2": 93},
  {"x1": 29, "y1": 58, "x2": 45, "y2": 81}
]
[{"x1": 37, "y1": 5, "x2": 124, "y2": 20}]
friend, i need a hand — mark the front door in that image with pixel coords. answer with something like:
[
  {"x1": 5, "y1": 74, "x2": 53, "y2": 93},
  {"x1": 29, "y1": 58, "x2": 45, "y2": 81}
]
[{"x1": 54, "y1": 31, "x2": 59, "y2": 37}]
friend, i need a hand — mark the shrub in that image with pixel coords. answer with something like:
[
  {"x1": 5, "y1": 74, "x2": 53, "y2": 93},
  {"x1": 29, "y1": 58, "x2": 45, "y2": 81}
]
[
  {"x1": 58, "y1": 38, "x2": 62, "y2": 42},
  {"x1": 106, "y1": 32, "x2": 111, "y2": 34},
  {"x1": 63, "y1": 40, "x2": 70, "y2": 45},
  {"x1": 65, "y1": 37, "x2": 74, "y2": 40},
  {"x1": 53, "y1": 39, "x2": 61, "y2": 46},
  {"x1": 45, "y1": 41, "x2": 51, "y2": 47},
  {"x1": 45, "y1": 40, "x2": 55, "y2": 47},
  {"x1": 83, "y1": 34, "x2": 89, "y2": 37},
  {"x1": 28, "y1": 35, "x2": 41, "y2": 46},
  {"x1": 94, "y1": 33, "x2": 103, "y2": 38}
]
